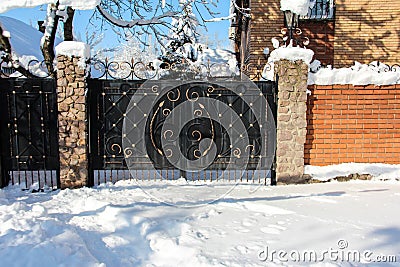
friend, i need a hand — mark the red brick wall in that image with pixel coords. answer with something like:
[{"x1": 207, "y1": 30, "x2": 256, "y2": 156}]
[
  {"x1": 305, "y1": 84, "x2": 400, "y2": 165},
  {"x1": 300, "y1": 20, "x2": 335, "y2": 66}
]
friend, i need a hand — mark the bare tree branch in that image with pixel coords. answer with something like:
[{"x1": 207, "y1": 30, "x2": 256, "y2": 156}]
[{"x1": 97, "y1": 5, "x2": 177, "y2": 27}]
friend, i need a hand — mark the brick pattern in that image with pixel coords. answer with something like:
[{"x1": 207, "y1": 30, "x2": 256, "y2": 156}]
[
  {"x1": 300, "y1": 20, "x2": 335, "y2": 66},
  {"x1": 334, "y1": 1, "x2": 400, "y2": 67},
  {"x1": 248, "y1": 1, "x2": 335, "y2": 73},
  {"x1": 249, "y1": 0, "x2": 283, "y2": 75},
  {"x1": 247, "y1": 0, "x2": 400, "y2": 75},
  {"x1": 305, "y1": 84, "x2": 400, "y2": 166}
]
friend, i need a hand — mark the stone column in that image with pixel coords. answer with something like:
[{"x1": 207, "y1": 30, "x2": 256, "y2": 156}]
[
  {"x1": 275, "y1": 59, "x2": 309, "y2": 184},
  {"x1": 56, "y1": 55, "x2": 88, "y2": 188}
]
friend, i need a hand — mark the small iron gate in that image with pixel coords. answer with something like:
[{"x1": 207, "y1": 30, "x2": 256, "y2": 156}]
[
  {"x1": 0, "y1": 78, "x2": 59, "y2": 189},
  {"x1": 87, "y1": 79, "x2": 277, "y2": 185}
]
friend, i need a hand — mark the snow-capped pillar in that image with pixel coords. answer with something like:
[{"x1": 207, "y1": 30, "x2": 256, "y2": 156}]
[
  {"x1": 55, "y1": 41, "x2": 90, "y2": 189},
  {"x1": 275, "y1": 59, "x2": 309, "y2": 184}
]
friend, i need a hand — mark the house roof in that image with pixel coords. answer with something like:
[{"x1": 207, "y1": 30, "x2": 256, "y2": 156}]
[{"x1": 0, "y1": 16, "x2": 61, "y2": 61}]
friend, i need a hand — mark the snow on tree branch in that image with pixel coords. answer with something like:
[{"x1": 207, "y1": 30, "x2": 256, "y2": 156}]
[
  {"x1": 41, "y1": 2, "x2": 61, "y2": 76},
  {"x1": 204, "y1": 13, "x2": 236, "y2": 22},
  {"x1": 96, "y1": 6, "x2": 177, "y2": 27}
]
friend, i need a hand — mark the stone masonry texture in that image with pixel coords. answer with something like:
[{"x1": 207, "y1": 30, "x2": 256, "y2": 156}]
[
  {"x1": 275, "y1": 59, "x2": 309, "y2": 184},
  {"x1": 56, "y1": 55, "x2": 88, "y2": 188}
]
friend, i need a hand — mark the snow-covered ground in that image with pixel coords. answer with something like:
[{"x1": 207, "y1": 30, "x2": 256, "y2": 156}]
[
  {"x1": 1, "y1": 179, "x2": 399, "y2": 266},
  {"x1": 306, "y1": 163, "x2": 400, "y2": 182}
]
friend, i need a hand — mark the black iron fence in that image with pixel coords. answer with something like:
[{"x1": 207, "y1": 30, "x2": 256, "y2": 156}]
[
  {"x1": 87, "y1": 78, "x2": 277, "y2": 186},
  {"x1": 0, "y1": 57, "x2": 277, "y2": 189},
  {"x1": 0, "y1": 78, "x2": 59, "y2": 190}
]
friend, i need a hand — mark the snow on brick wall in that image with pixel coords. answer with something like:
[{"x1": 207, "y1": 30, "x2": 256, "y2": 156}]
[
  {"x1": 305, "y1": 84, "x2": 400, "y2": 166},
  {"x1": 308, "y1": 62, "x2": 400, "y2": 86}
]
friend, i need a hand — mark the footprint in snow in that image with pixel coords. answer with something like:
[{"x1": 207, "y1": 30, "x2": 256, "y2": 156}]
[
  {"x1": 235, "y1": 227, "x2": 250, "y2": 233},
  {"x1": 235, "y1": 245, "x2": 249, "y2": 254},
  {"x1": 195, "y1": 230, "x2": 209, "y2": 240},
  {"x1": 241, "y1": 217, "x2": 258, "y2": 227},
  {"x1": 268, "y1": 224, "x2": 287, "y2": 231},
  {"x1": 260, "y1": 227, "x2": 281, "y2": 235}
]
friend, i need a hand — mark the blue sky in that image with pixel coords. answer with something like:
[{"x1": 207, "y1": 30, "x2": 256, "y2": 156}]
[{"x1": 1, "y1": 1, "x2": 232, "y2": 51}]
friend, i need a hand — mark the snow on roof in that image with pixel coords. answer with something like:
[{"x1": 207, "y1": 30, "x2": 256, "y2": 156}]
[
  {"x1": 308, "y1": 61, "x2": 400, "y2": 86},
  {"x1": 0, "y1": 16, "x2": 62, "y2": 60},
  {"x1": 0, "y1": 0, "x2": 100, "y2": 14},
  {"x1": 280, "y1": 0, "x2": 312, "y2": 16}
]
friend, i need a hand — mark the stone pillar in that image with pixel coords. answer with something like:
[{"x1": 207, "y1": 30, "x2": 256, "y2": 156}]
[
  {"x1": 56, "y1": 55, "x2": 88, "y2": 188},
  {"x1": 275, "y1": 59, "x2": 309, "y2": 184}
]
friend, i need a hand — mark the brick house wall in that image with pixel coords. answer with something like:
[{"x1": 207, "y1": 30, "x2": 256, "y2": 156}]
[
  {"x1": 300, "y1": 21, "x2": 335, "y2": 66},
  {"x1": 246, "y1": 0, "x2": 400, "y2": 71},
  {"x1": 333, "y1": 1, "x2": 400, "y2": 67},
  {"x1": 248, "y1": 0, "x2": 283, "y2": 73},
  {"x1": 305, "y1": 84, "x2": 400, "y2": 165}
]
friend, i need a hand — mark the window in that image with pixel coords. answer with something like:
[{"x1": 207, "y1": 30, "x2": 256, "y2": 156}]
[{"x1": 301, "y1": 0, "x2": 335, "y2": 20}]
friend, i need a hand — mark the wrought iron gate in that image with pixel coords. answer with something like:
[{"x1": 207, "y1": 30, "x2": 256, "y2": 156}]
[
  {"x1": 0, "y1": 78, "x2": 60, "y2": 189},
  {"x1": 87, "y1": 79, "x2": 277, "y2": 185}
]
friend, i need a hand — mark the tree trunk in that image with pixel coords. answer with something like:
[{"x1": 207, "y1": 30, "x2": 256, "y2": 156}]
[
  {"x1": 41, "y1": 2, "x2": 60, "y2": 77},
  {"x1": 64, "y1": 7, "x2": 75, "y2": 41}
]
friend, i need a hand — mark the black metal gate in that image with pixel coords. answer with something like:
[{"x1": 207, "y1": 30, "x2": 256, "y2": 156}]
[
  {"x1": 88, "y1": 79, "x2": 277, "y2": 185},
  {"x1": 0, "y1": 78, "x2": 60, "y2": 190}
]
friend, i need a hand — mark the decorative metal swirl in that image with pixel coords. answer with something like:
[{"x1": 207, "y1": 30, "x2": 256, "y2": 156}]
[
  {"x1": 278, "y1": 27, "x2": 310, "y2": 48},
  {"x1": 163, "y1": 129, "x2": 174, "y2": 139},
  {"x1": 111, "y1": 143, "x2": 122, "y2": 155},
  {"x1": 89, "y1": 58, "x2": 158, "y2": 80},
  {"x1": 0, "y1": 58, "x2": 50, "y2": 78},
  {"x1": 367, "y1": 62, "x2": 400, "y2": 73},
  {"x1": 167, "y1": 89, "x2": 180, "y2": 102},
  {"x1": 186, "y1": 87, "x2": 200, "y2": 102},
  {"x1": 87, "y1": 57, "x2": 269, "y2": 81},
  {"x1": 192, "y1": 130, "x2": 202, "y2": 141},
  {"x1": 124, "y1": 148, "x2": 133, "y2": 158}
]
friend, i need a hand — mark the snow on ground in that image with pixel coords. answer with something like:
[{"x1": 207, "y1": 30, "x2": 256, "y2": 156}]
[
  {"x1": 1, "y1": 180, "x2": 399, "y2": 266},
  {"x1": 306, "y1": 163, "x2": 400, "y2": 182}
]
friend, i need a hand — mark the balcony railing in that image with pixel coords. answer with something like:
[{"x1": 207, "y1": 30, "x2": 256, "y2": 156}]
[{"x1": 301, "y1": 0, "x2": 335, "y2": 20}]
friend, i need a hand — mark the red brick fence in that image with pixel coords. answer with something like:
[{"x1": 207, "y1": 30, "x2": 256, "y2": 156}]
[{"x1": 306, "y1": 84, "x2": 400, "y2": 166}]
